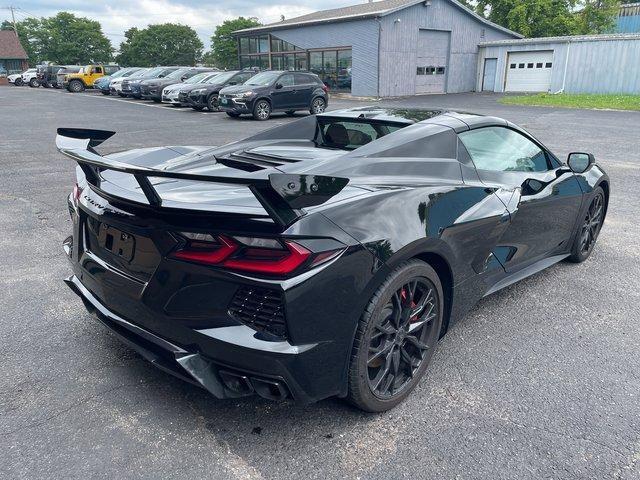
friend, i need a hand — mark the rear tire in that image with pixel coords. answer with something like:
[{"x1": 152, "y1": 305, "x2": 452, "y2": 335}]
[
  {"x1": 310, "y1": 97, "x2": 327, "y2": 114},
  {"x1": 568, "y1": 187, "x2": 605, "y2": 263},
  {"x1": 346, "y1": 260, "x2": 443, "y2": 412},
  {"x1": 252, "y1": 99, "x2": 271, "y2": 120}
]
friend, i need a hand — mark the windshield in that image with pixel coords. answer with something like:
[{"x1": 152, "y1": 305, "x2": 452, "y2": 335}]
[
  {"x1": 142, "y1": 67, "x2": 166, "y2": 78},
  {"x1": 245, "y1": 71, "x2": 280, "y2": 86},
  {"x1": 109, "y1": 69, "x2": 129, "y2": 79},
  {"x1": 166, "y1": 68, "x2": 189, "y2": 79},
  {"x1": 184, "y1": 72, "x2": 212, "y2": 84},
  {"x1": 316, "y1": 118, "x2": 407, "y2": 150},
  {"x1": 206, "y1": 71, "x2": 236, "y2": 84},
  {"x1": 130, "y1": 69, "x2": 149, "y2": 78},
  {"x1": 122, "y1": 68, "x2": 141, "y2": 77}
]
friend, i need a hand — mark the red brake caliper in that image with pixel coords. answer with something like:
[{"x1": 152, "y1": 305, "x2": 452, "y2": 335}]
[{"x1": 401, "y1": 289, "x2": 419, "y2": 323}]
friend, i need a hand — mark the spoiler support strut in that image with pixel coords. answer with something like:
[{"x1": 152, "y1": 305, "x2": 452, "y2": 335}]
[{"x1": 56, "y1": 128, "x2": 348, "y2": 228}]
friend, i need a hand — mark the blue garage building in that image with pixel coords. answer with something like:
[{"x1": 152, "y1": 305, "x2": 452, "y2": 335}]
[{"x1": 233, "y1": 0, "x2": 520, "y2": 97}]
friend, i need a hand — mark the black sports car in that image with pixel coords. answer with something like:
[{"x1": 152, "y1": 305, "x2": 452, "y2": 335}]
[{"x1": 58, "y1": 107, "x2": 609, "y2": 412}]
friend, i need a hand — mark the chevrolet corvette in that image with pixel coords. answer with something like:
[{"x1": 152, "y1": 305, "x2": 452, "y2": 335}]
[{"x1": 59, "y1": 107, "x2": 609, "y2": 411}]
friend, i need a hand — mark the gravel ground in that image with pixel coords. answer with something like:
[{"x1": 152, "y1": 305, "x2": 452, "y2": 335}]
[{"x1": 1, "y1": 86, "x2": 638, "y2": 480}]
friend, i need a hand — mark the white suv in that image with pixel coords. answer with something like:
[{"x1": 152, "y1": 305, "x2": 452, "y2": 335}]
[
  {"x1": 21, "y1": 68, "x2": 38, "y2": 87},
  {"x1": 10, "y1": 68, "x2": 35, "y2": 86}
]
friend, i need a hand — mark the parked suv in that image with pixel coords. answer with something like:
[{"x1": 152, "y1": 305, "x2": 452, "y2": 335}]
[
  {"x1": 64, "y1": 64, "x2": 120, "y2": 92},
  {"x1": 139, "y1": 67, "x2": 214, "y2": 102},
  {"x1": 35, "y1": 65, "x2": 64, "y2": 88},
  {"x1": 23, "y1": 68, "x2": 39, "y2": 87},
  {"x1": 122, "y1": 66, "x2": 180, "y2": 99},
  {"x1": 9, "y1": 68, "x2": 35, "y2": 86},
  {"x1": 185, "y1": 70, "x2": 257, "y2": 111},
  {"x1": 162, "y1": 71, "x2": 220, "y2": 106},
  {"x1": 56, "y1": 66, "x2": 82, "y2": 89},
  {"x1": 219, "y1": 71, "x2": 328, "y2": 120},
  {"x1": 95, "y1": 67, "x2": 141, "y2": 95}
]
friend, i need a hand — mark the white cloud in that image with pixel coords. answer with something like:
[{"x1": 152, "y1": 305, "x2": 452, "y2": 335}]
[{"x1": 2, "y1": 0, "x2": 357, "y2": 49}]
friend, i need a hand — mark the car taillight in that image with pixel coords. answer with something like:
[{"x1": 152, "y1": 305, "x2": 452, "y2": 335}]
[
  {"x1": 169, "y1": 233, "x2": 343, "y2": 276},
  {"x1": 322, "y1": 84, "x2": 329, "y2": 93}
]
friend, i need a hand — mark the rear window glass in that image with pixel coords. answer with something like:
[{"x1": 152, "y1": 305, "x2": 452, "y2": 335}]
[{"x1": 317, "y1": 118, "x2": 406, "y2": 150}]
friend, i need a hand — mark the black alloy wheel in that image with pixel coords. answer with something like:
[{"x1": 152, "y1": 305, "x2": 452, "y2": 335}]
[
  {"x1": 29, "y1": 78, "x2": 39, "y2": 88},
  {"x1": 347, "y1": 260, "x2": 443, "y2": 412},
  {"x1": 253, "y1": 100, "x2": 272, "y2": 120},
  {"x1": 569, "y1": 187, "x2": 605, "y2": 262},
  {"x1": 310, "y1": 97, "x2": 326, "y2": 114},
  {"x1": 14, "y1": 78, "x2": 23, "y2": 86},
  {"x1": 207, "y1": 95, "x2": 219, "y2": 111}
]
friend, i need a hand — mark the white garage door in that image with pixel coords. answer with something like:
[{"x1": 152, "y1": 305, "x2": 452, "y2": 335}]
[
  {"x1": 416, "y1": 29, "x2": 450, "y2": 94},
  {"x1": 505, "y1": 51, "x2": 554, "y2": 92}
]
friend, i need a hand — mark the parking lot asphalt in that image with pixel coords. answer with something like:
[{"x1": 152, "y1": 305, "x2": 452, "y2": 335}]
[{"x1": 1, "y1": 86, "x2": 639, "y2": 480}]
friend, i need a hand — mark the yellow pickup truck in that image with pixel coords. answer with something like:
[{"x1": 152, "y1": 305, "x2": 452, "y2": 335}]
[{"x1": 64, "y1": 64, "x2": 120, "y2": 92}]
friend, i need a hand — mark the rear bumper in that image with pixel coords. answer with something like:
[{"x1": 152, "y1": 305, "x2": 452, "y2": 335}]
[{"x1": 64, "y1": 272, "x2": 322, "y2": 403}]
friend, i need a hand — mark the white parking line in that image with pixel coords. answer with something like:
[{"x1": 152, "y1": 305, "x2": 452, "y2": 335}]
[{"x1": 11, "y1": 86, "x2": 192, "y2": 112}]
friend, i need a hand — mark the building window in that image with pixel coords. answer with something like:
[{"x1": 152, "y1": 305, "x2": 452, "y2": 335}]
[
  {"x1": 417, "y1": 67, "x2": 426, "y2": 75},
  {"x1": 545, "y1": 62, "x2": 552, "y2": 68},
  {"x1": 527, "y1": 63, "x2": 534, "y2": 68},
  {"x1": 436, "y1": 66, "x2": 445, "y2": 75},
  {"x1": 510, "y1": 63, "x2": 516, "y2": 69},
  {"x1": 536, "y1": 62, "x2": 543, "y2": 68},
  {"x1": 519, "y1": 63, "x2": 525, "y2": 68},
  {"x1": 238, "y1": 35, "x2": 352, "y2": 92}
]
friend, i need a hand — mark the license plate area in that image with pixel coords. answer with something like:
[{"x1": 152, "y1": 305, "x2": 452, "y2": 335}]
[{"x1": 98, "y1": 224, "x2": 135, "y2": 262}]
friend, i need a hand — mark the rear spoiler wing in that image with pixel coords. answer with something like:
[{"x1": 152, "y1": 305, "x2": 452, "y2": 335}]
[{"x1": 56, "y1": 128, "x2": 348, "y2": 228}]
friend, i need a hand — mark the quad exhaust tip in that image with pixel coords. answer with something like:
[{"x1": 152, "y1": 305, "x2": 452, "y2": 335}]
[{"x1": 219, "y1": 369, "x2": 290, "y2": 401}]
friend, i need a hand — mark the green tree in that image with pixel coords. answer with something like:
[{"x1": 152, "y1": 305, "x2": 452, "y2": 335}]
[
  {"x1": 475, "y1": 0, "x2": 621, "y2": 37},
  {"x1": 117, "y1": 24, "x2": 203, "y2": 67},
  {"x1": 43, "y1": 12, "x2": 113, "y2": 64},
  {"x1": 5, "y1": 13, "x2": 112, "y2": 65},
  {"x1": 574, "y1": 0, "x2": 621, "y2": 34},
  {"x1": 1, "y1": 20, "x2": 14, "y2": 30},
  {"x1": 476, "y1": 0, "x2": 578, "y2": 37},
  {"x1": 209, "y1": 17, "x2": 261, "y2": 69}
]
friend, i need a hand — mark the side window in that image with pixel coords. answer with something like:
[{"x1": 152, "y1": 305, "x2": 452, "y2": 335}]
[
  {"x1": 294, "y1": 73, "x2": 311, "y2": 85},
  {"x1": 459, "y1": 127, "x2": 551, "y2": 173},
  {"x1": 94, "y1": 67, "x2": 103, "y2": 74},
  {"x1": 278, "y1": 74, "x2": 294, "y2": 87}
]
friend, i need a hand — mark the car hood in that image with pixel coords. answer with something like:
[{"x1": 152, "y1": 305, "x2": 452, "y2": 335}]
[{"x1": 220, "y1": 84, "x2": 263, "y2": 95}]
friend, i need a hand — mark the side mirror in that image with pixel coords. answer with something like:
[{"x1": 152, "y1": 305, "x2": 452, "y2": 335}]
[
  {"x1": 567, "y1": 152, "x2": 595, "y2": 173},
  {"x1": 181, "y1": 75, "x2": 188, "y2": 81},
  {"x1": 275, "y1": 83, "x2": 283, "y2": 90}
]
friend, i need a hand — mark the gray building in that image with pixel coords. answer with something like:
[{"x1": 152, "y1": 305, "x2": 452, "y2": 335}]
[
  {"x1": 477, "y1": 34, "x2": 640, "y2": 94},
  {"x1": 234, "y1": 0, "x2": 520, "y2": 97}
]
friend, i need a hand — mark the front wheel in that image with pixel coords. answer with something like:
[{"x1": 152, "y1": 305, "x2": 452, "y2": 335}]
[
  {"x1": 68, "y1": 80, "x2": 84, "y2": 93},
  {"x1": 310, "y1": 97, "x2": 327, "y2": 114},
  {"x1": 14, "y1": 78, "x2": 23, "y2": 86},
  {"x1": 207, "y1": 95, "x2": 219, "y2": 111},
  {"x1": 252, "y1": 99, "x2": 271, "y2": 120},
  {"x1": 29, "y1": 78, "x2": 39, "y2": 88},
  {"x1": 568, "y1": 187, "x2": 605, "y2": 263},
  {"x1": 347, "y1": 260, "x2": 443, "y2": 412}
]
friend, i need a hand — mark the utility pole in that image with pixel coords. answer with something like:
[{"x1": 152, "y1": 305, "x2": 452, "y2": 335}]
[{"x1": 10, "y1": 6, "x2": 18, "y2": 38}]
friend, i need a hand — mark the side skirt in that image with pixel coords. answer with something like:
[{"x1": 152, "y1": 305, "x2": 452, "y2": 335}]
[{"x1": 483, "y1": 254, "x2": 569, "y2": 297}]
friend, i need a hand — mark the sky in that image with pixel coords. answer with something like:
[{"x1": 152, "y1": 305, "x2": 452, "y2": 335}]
[{"x1": 1, "y1": 0, "x2": 361, "y2": 51}]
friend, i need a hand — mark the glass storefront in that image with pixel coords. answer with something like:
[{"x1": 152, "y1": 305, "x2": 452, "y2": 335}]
[{"x1": 238, "y1": 34, "x2": 352, "y2": 92}]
